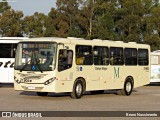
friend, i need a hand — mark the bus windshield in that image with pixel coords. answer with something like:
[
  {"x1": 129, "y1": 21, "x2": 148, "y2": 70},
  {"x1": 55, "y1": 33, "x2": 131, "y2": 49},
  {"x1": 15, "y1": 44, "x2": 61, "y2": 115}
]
[{"x1": 14, "y1": 42, "x2": 57, "y2": 72}]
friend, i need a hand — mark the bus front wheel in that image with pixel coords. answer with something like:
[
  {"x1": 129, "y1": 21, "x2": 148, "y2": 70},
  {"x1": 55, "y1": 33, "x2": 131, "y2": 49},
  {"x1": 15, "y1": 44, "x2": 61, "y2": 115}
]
[
  {"x1": 70, "y1": 80, "x2": 84, "y2": 99},
  {"x1": 117, "y1": 78, "x2": 133, "y2": 96},
  {"x1": 37, "y1": 92, "x2": 48, "y2": 96}
]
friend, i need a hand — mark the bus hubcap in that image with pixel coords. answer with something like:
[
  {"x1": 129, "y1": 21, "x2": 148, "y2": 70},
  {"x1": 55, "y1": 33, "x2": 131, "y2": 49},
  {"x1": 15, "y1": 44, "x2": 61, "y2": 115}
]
[
  {"x1": 126, "y1": 82, "x2": 132, "y2": 93},
  {"x1": 76, "y1": 83, "x2": 82, "y2": 96}
]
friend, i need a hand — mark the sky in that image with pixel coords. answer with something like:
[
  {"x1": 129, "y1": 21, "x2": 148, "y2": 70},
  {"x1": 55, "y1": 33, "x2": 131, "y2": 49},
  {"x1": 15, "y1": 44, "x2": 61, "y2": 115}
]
[{"x1": 8, "y1": 0, "x2": 57, "y2": 16}]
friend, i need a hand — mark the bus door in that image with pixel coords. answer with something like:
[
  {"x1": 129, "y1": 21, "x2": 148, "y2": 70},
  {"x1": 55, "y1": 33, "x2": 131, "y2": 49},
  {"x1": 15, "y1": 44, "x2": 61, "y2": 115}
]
[
  {"x1": 57, "y1": 46, "x2": 74, "y2": 91},
  {"x1": 58, "y1": 49, "x2": 73, "y2": 72}
]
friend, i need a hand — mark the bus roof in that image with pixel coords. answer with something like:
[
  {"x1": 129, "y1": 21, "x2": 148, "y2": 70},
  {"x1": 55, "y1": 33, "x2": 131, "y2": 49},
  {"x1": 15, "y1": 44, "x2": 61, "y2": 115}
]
[
  {"x1": 152, "y1": 50, "x2": 160, "y2": 53},
  {"x1": 151, "y1": 50, "x2": 160, "y2": 55},
  {"x1": 20, "y1": 37, "x2": 150, "y2": 49},
  {"x1": 0, "y1": 37, "x2": 28, "y2": 43}
]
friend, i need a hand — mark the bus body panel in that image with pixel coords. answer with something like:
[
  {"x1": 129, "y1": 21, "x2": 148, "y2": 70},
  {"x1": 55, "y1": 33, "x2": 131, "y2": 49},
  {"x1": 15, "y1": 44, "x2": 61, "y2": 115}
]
[
  {"x1": 151, "y1": 65, "x2": 160, "y2": 82},
  {"x1": 0, "y1": 37, "x2": 28, "y2": 83},
  {"x1": 150, "y1": 51, "x2": 160, "y2": 83},
  {"x1": 14, "y1": 65, "x2": 150, "y2": 92},
  {"x1": 0, "y1": 58, "x2": 14, "y2": 83},
  {"x1": 14, "y1": 37, "x2": 150, "y2": 94},
  {"x1": 14, "y1": 70, "x2": 56, "y2": 92}
]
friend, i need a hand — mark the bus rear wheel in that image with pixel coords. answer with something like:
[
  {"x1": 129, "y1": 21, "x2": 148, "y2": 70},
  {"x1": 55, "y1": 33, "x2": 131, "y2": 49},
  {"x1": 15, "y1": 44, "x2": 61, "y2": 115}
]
[
  {"x1": 70, "y1": 80, "x2": 84, "y2": 99},
  {"x1": 117, "y1": 78, "x2": 133, "y2": 96},
  {"x1": 37, "y1": 92, "x2": 48, "y2": 96}
]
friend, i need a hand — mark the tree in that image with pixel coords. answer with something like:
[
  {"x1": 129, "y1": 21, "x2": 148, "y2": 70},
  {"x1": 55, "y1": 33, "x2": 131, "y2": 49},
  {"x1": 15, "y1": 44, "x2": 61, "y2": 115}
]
[
  {"x1": 114, "y1": 0, "x2": 144, "y2": 42},
  {"x1": 0, "y1": 9, "x2": 23, "y2": 36},
  {"x1": 48, "y1": 7, "x2": 69, "y2": 37},
  {"x1": 22, "y1": 12, "x2": 48, "y2": 37},
  {"x1": 0, "y1": 0, "x2": 11, "y2": 14},
  {"x1": 135, "y1": 0, "x2": 160, "y2": 51},
  {"x1": 77, "y1": 0, "x2": 96, "y2": 39},
  {"x1": 46, "y1": 8, "x2": 58, "y2": 37},
  {"x1": 93, "y1": 0, "x2": 116, "y2": 40},
  {"x1": 53, "y1": 0, "x2": 82, "y2": 37},
  {"x1": 1, "y1": 0, "x2": 160, "y2": 51}
]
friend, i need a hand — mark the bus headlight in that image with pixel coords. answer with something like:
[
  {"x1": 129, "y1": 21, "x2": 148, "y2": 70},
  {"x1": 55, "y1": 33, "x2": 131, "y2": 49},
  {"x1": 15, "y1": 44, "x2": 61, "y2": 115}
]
[{"x1": 44, "y1": 77, "x2": 56, "y2": 85}]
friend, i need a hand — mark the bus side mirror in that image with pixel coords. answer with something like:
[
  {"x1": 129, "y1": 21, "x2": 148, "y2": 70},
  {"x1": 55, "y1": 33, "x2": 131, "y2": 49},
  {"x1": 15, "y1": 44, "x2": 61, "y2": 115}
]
[
  {"x1": 58, "y1": 43, "x2": 69, "y2": 49},
  {"x1": 65, "y1": 46, "x2": 69, "y2": 49}
]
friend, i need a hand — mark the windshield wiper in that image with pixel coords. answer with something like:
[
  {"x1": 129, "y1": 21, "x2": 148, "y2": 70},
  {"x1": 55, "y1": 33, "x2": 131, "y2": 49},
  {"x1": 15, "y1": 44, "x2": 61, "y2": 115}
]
[
  {"x1": 20, "y1": 53, "x2": 43, "y2": 73},
  {"x1": 20, "y1": 60, "x2": 30, "y2": 72}
]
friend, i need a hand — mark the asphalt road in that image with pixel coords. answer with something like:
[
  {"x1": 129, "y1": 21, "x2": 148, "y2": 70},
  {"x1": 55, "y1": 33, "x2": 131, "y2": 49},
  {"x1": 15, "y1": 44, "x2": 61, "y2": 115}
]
[{"x1": 0, "y1": 83, "x2": 160, "y2": 120}]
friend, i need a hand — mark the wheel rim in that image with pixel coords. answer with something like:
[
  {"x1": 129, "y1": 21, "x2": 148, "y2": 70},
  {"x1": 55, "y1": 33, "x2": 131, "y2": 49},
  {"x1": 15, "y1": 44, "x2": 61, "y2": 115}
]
[
  {"x1": 126, "y1": 82, "x2": 132, "y2": 93},
  {"x1": 76, "y1": 83, "x2": 82, "y2": 96}
]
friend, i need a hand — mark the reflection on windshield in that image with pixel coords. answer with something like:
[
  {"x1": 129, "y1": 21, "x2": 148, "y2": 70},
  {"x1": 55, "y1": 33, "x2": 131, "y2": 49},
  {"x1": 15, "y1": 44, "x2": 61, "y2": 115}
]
[{"x1": 15, "y1": 42, "x2": 57, "y2": 71}]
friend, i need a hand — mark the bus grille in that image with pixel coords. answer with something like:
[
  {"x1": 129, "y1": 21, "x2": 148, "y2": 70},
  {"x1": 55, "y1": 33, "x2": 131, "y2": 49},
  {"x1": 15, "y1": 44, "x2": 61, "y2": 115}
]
[{"x1": 17, "y1": 73, "x2": 47, "y2": 80}]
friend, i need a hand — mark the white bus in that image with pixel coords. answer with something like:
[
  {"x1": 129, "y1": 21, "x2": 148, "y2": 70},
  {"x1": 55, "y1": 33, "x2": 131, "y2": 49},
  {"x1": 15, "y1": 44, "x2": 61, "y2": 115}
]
[
  {"x1": 0, "y1": 37, "x2": 28, "y2": 83},
  {"x1": 150, "y1": 50, "x2": 160, "y2": 83},
  {"x1": 14, "y1": 37, "x2": 150, "y2": 99}
]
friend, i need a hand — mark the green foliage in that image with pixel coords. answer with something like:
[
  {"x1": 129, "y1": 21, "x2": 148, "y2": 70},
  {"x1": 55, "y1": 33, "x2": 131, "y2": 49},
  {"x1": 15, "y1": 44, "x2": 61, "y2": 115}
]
[
  {"x1": 54, "y1": 0, "x2": 81, "y2": 37},
  {"x1": 22, "y1": 12, "x2": 49, "y2": 37},
  {"x1": 0, "y1": 0, "x2": 11, "y2": 14},
  {"x1": 115, "y1": 0, "x2": 144, "y2": 42},
  {"x1": 0, "y1": 9, "x2": 23, "y2": 36},
  {"x1": 0, "y1": 0, "x2": 160, "y2": 50},
  {"x1": 93, "y1": 0, "x2": 116, "y2": 40}
]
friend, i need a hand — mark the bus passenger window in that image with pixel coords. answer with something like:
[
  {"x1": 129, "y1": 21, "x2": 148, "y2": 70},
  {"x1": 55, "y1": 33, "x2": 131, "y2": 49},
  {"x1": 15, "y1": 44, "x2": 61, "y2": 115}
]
[
  {"x1": 110, "y1": 47, "x2": 124, "y2": 65},
  {"x1": 76, "y1": 45, "x2": 93, "y2": 65},
  {"x1": 0, "y1": 44, "x2": 17, "y2": 58},
  {"x1": 58, "y1": 50, "x2": 73, "y2": 71},
  {"x1": 124, "y1": 48, "x2": 137, "y2": 65},
  {"x1": 93, "y1": 46, "x2": 109, "y2": 65},
  {"x1": 138, "y1": 49, "x2": 148, "y2": 66},
  {"x1": 76, "y1": 57, "x2": 84, "y2": 65}
]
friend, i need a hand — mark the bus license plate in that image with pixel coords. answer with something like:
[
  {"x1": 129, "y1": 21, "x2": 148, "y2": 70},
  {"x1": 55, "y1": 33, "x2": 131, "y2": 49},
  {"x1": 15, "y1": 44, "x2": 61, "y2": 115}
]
[{"x1": 28, "y1": 86, "x2": 35, "y2": 90}]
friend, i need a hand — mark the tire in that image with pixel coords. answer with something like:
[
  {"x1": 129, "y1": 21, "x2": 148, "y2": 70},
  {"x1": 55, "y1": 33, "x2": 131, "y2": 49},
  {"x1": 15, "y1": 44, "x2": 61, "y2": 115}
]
[
  {"x1": 70, "y1": 80, "x2": 84, "y2": 99},
  {"x1": 37, "y1": 92, "x2": 48, "y2": 96},
  {"x1": 117, "y1": 78, "x2": 133, "y2": 96},
  {"x1": 90, "y1": 90, "x2": 104, "y2": 94}
]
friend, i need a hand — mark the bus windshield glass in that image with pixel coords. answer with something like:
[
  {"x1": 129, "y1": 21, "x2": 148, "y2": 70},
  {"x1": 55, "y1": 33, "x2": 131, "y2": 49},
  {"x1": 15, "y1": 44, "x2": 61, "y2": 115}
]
[{"x1": 14, "y1": 42, "x2": 57, "y2": 72}]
